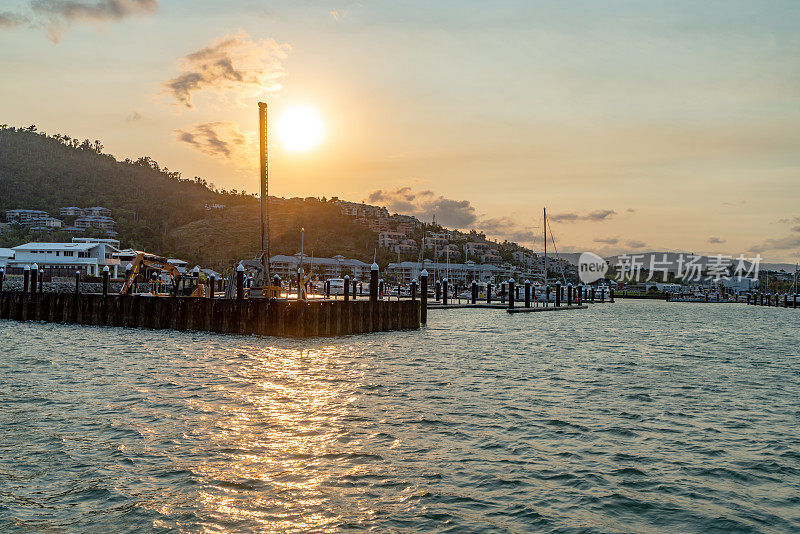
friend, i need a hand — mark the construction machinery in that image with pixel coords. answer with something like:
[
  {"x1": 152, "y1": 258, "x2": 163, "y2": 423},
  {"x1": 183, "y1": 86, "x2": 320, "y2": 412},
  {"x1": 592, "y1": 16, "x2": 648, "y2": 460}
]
[
  {"x1": 224, "y1": 257, "x2": 282, "y2": 299},
  {"x1": 120, "y1": 252, "x2": 206, "y2": 297}
]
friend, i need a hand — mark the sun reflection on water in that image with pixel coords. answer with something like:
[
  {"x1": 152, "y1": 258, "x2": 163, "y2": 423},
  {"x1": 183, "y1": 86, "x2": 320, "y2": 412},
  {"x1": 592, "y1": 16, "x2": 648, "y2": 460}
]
[{"x1": 178, "y1": 344, "x2": 400, "y2": 532}]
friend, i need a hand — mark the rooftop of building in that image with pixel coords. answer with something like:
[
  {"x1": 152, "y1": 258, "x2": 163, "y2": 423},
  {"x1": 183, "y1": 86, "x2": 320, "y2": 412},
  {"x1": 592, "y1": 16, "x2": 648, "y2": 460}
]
[{"x1": 13, "y1": 242, "x2": 97, "y2": 251}]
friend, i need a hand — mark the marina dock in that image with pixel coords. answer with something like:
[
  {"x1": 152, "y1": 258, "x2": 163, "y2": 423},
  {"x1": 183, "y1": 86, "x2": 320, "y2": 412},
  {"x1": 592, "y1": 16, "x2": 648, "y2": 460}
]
[{"x1": 0, "y1": 292, "x2": 420, "y2": 337}]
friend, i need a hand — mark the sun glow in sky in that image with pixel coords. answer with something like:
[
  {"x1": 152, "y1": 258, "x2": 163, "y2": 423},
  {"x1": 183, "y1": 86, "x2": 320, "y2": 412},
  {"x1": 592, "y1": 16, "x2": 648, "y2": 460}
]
[
  {"x1": 275, "y1": 106, "x2": 325, "y2": 152},
  {"x1": 1, "y1": 0, "x2": 800, "y2": 261}
]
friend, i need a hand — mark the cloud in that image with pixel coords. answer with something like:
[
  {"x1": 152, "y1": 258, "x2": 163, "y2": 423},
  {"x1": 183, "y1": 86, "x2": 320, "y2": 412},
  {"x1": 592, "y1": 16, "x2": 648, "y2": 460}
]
[
  {"x1": 626, "y1": 208, "x2": 637, "y2": 213},
  {"x1": 366, "y1": 187, "x2": 545, "y2": 244},
  {"x1": 0, "y1": 11, "x2": 27, "y2": 29},
  {"x1": 594, "y1": 237, "x2": 619, "y2": 244},
  {"x1": 477, "y1": 216, "x2": 540, "y2": 244},
  {"x1": 367, "y1": 187, "x2": 477, "y2": 228},
  {"x1": 550, "y1": 209, "x2": 616, "y2": 223},
  {"x1": 626, "y1": 240, "x2": 647, "y2": 249},
  {"x1": 777, "y1": 216, "x2": 800, "y2": 224},
  {"x1": 164, "y1": 30, "x2": 289, "y2": 108},
  {"x1": 125, "y1": 110, "x2": 142, "y2": 122},
  {"x1": 707, "y1": 236, "x2": 726, "y2": 244},
  {"x1": 174, "y1": 122, "x2": 253, "y2": 164},
  {"x1": 750, "y1": 234, "x2": 800, "y2": 253},
  {"x1": 30, "y1": 0, "x2": 157, "y2": 42}
]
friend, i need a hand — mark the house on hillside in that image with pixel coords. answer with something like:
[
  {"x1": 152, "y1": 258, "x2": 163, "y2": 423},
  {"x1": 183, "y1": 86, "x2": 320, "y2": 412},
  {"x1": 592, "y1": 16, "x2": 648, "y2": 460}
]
[
  {"x1": 74, "y1": 215, "x2": 116, "y2": 234},
  {"x1": 85, "y1": 206, "x2": 112, "y2": 218},
  {"x1": 60, "y1": 207, "x2": 85, "y2": 217},
  {"x1": 5, "y1": 209, "x2": 63, "y2": 228}
]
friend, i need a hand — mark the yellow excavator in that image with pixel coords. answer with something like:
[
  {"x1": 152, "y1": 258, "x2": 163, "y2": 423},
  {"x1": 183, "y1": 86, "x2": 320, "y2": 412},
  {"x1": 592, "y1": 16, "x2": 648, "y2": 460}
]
[{"x1": 120, "y1": 252, "x2": 206, "y2": 297}]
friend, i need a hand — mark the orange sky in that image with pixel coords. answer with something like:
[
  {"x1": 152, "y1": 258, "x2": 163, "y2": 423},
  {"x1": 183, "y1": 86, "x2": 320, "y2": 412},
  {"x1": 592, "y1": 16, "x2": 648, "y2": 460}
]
[{"x1": 1, "y1": 1, "x2": 799, "y2": 261}]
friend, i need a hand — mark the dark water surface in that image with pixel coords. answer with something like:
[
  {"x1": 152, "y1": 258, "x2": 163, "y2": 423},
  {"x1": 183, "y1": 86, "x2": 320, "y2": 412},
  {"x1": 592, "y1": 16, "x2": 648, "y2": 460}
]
[{"x1": 1, "y1": 300, "x2": 799, "y2": 533}]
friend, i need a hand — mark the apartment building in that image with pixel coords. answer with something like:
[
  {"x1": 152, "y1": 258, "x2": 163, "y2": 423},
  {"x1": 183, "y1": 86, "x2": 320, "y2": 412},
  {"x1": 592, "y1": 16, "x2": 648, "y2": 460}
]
[
  {"x1": 269, "y1": 253, "x2": 371, "y2": 280},
  {"x1": 378, "y1": 231, "x2": 406, "y2": 248},
  {"x1": 387, "y1": 260, "x2": 513, "y2": 285}
]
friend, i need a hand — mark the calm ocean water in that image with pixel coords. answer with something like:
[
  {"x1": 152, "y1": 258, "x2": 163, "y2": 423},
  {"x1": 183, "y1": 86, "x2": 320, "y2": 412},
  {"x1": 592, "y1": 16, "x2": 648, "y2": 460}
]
[{"x1": 1, "y1": 300, "x2": 799, "y2": 533}]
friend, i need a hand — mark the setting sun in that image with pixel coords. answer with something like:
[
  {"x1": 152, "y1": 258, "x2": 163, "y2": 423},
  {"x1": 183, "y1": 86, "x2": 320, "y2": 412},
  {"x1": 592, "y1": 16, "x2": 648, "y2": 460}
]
[{"x1": 275, "y1": 105, "x2": 325, "y2": 152}]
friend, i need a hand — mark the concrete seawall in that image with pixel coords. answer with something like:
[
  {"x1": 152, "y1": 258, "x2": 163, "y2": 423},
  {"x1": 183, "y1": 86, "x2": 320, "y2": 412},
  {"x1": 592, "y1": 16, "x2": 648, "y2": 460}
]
[{"x1": 0, "y1": 293, "x2": 421, "y2": 337}]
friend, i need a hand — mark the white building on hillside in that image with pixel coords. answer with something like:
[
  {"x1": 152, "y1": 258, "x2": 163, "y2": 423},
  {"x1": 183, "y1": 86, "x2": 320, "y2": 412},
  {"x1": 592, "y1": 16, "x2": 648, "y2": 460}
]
[
  {"x1": 74, "y1": 215, "x2": 116, "y2": 232},
  {"x1": 6, "y1": 209, "x2": 63, "y2": 228},
  {"x1": 387, "y1": 260, "x2": 512, "y2": 285},
  {"x1": 378, "y1": 231, "x2": 405, "y2": 248},
  {"x1": 60, "y1": 207, "x2": 85, "y2": 217},
  {"x1": 335, "y1": 201, "x2": 389, "y2": 218},
  {"x1": 85, "y1": 206, "x2": 112, "y2": 218},
  {"x1": 270, "y1": 254, "x2": 371, "y2": 280}
]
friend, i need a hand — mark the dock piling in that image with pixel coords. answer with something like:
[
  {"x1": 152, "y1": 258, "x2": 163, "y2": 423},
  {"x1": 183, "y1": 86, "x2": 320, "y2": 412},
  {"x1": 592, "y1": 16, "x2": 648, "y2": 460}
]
[
  {"x1": 508, "y1": 278, "x2": 515, "y2": 309},
  {"x1": 420, "y1": 269, "x2": 428, "y2": 325},
  {"x1": 102, "y1": 266, "x2": 109, "y2": 297},
  {"x1": 370, "y1": 263, "x2": 379, "y2": 302},
  {"x1": 23, "y1": 265, "x2": 30, "y2": 294},
  {"x1": 344, "y1": 275, "x2": 350, "y2": 302},
  {"x1": 236, "y1": 263, "x2": 244, "y2": 300},
  {"x1": 555, "y1": 282, "x2": 561, "y2": 307},
  {"x1": 30, "y1": 264, "x2": 38, "y2": 295},
  {"x1": 442, "y1": 278, "x2": 449, "y2": 306},
  {"x1": 524, "y1": 280, "x2": 530, "y2": 308}
]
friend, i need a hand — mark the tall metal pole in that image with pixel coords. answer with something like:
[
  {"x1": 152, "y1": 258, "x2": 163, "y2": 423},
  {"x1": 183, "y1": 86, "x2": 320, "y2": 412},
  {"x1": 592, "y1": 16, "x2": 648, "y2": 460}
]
[
  {"x1": 543, "y1": 207, "x2": 548, "y2": 289},
  {"x1": 259, "y1": 102, "x2": 271, "y2": 283}
]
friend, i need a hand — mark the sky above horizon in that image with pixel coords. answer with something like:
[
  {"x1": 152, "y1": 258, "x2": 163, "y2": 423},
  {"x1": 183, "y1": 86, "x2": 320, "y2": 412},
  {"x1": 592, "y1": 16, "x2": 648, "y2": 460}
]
[{"x1": 1, "y1": 0, "x2": 799, "y2": 262}]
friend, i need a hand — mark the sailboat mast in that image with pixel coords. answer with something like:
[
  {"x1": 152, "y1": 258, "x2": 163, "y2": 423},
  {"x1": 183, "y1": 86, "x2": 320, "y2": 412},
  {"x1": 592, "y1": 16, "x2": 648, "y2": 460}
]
[{"x1": 543, "y1": 207, "x2": 548, "y2": 288}]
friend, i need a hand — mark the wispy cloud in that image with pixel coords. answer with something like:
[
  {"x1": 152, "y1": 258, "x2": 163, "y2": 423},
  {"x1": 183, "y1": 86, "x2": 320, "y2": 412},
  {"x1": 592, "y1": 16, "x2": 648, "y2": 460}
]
[
  {"x1": 163, "y1": 30, "x2": 289, "y2": 108},
  {"x1": 594, "y1": 237, "x2": 619, "y2": 244},
  {"x1": 750, "y1": 236, "x2": 800, "y2": 253},
  {"x1": 707, "y1": 236, "x2": 726, "y2": 244},
  {"x1": 125, "y1": 110, "x2": 142, "y2": 122},
  {"x1": 30, "y1": 0, "x2": 157, "y2": 42},
  {"x1": 174, "y1": 121, "x2": 253, "y2": 164},
  {"x1": 0, "y1": 11, "x2": 27, "y2": 29},
  {"x1": 550, "y1": 209, "x2": 616, "y2": 223},
  {"x1": 626, "y1": 240, "x2": 647, "y2": 249}
]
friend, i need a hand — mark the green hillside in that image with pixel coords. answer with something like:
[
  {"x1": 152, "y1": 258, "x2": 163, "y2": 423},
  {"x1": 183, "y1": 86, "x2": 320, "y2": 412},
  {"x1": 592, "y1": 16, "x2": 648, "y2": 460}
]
[{"x1": 0, "y1": 125, "x2": 379, "y2": 271}]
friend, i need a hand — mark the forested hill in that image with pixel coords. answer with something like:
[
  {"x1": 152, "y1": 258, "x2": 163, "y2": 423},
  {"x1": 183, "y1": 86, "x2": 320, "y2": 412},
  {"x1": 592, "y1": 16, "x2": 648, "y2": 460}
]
[{"x1": 0, "y1": 125, "x2": 378, "y2": 271}]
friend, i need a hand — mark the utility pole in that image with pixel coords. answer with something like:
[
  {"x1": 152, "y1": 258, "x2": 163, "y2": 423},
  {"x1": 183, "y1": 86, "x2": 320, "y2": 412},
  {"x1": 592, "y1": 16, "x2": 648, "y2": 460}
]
[{"x1": 258, "y1": 102, "x2": 270, "y2": 283}]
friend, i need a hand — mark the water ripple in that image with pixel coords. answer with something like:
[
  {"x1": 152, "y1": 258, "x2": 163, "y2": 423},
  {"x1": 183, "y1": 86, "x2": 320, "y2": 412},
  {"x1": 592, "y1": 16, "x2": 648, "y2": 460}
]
[{"x1": 1, "y1": 301, "x2": 799, "y2": 532}]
